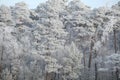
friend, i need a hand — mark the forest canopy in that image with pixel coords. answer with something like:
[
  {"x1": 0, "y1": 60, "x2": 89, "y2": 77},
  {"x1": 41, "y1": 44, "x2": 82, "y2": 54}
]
[{"x1": 0, "y1": 0, "x2": 120, "y2": 80}]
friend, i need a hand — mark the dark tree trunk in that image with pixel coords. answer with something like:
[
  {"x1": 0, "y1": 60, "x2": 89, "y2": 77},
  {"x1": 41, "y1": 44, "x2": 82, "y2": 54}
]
[
  {"x1": 88, "y1": 51, "x2": 92, "y2": 68},
  {"x1": 95, "y1": 63, "x2": 98, "y2": 80},
  {"x1": 0, "y1": 45, "x2": 4, "y2": 80},
  {"x1": 114, "y1": 29, "x2": 117, "y2": 53},
  {"x1": 111, "y1": 71, "x2": 114, "y2": 80},
  {"x1": 45, "y1": 72, "x2": 48, "y2": 80},
  {"x1": 94, "y1": 50, "x2": 98, "y2": 80},
  {"x1": 88, "y1": 39, "x2": 94, "y2": 68},
  {"x1": 83, "y1": 50, "x2": 86, "y2": 68},
  {"x1": 87, "y1": 39, "x2": 94, "y2": 80},
  {"x1": 116, "y1": 68, "x2": 119, "y2": 80},
  {"x1": 54, "y1": 73, "x2": 56, "y2": 80}
]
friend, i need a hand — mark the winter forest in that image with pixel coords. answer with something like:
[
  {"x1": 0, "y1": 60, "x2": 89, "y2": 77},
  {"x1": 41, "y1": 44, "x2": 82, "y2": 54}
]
[{"x1": 0, "y1": 0, "x2": 120, "y2": 80}]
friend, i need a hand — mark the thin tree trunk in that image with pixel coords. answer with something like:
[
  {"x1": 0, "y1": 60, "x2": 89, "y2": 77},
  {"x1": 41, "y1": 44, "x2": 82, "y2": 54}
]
[
  {"x1": 54, "y1": 73, "x2": 56, "y2": 80},
  {"x1": 94, "y1": 50, "x2": 98, "y2": 80},
  {"x1": 95, "y1": 63, "x2": 98, "y2": 80},
  {"x1": 0, "y1": 45, "x2": 4, "y2": 80},
  {"x1": 111, "y1": 71, "x2": 114, "y2": 80},
  {"x1": 0, "y1": 30, "x2": 5, "y2": 80},
  {"x1": 116, "y1": 68, "x2": 119, "y2": 80},
  {"x1": 45, "y1": 72, "x2": 48, "y2": 80},
  {"x1": 87, "y1": 39, "x2": 94, "y2": 80},
  {"x1": 114, "y1": 29, "x2": 117, "y2": 53},
  {"x1": 88, "y1": 52, "x2": 92, "y2": 68},
  {"x1": 83, "y1": 50, "x2": 86, "y2": 68},
  {"x1": 88, "y1": 39, "x2": 94, "y2": 68},
  {"x1": 114, "y1": 29, "x2": 119, "y2": 80}
]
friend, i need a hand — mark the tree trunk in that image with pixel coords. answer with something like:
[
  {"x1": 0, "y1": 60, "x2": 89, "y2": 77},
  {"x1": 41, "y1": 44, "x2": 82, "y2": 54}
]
[
  {"x1": 114, "y1": 29, "x2": 117, "y2": 53},
  {"x1": 83, "y1": 49, "x2": 86, "y2": 68},
  {"x1": 95, "y1": 63, "x2": 98, "y2": 80},
  {"x1": 88, "y1": 39, "x2": 94, "y2": 68},
  {"x1": 45, "y1": 72, "x2": 48, "y2": 80},
  {"x1": 111, "y1": 71, "x2": 114, "y2": 80},
  {"x1": 54, "y1": 73, "x2": 56, "y2": 80},
  {"x1": 94, "y1": 50, "x2": 98, "y2": 80},
  {"x1": 116, "y1": 68, "x2": 119, "y2": 80},
  {"x1": 0, "y1": 45, "x2": 4, "y2": 80},
  {"x1": 87, "y1": 39, "x2": 94, "y2": 80}
]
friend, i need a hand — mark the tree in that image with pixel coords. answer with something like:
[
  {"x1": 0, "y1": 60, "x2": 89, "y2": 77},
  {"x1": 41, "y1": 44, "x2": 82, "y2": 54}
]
[
  {"x1": 12, "y1": 2, "x2": 32, "y2": 24},
  {"x1": 60, "y1": 42, "x2": 83, "y2": 80},
  {"x1": 0, "y1": 5, "x2": 13, "y2": 26}
]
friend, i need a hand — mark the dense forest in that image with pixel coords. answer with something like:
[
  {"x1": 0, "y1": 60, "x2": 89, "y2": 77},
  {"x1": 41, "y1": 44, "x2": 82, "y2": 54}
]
[{"x1": 0, "y1": 0, "x2": 120, "y2": 80}]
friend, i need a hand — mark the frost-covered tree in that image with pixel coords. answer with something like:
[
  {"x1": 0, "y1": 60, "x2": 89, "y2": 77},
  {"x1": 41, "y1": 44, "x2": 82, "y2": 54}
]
[
  {"x1": 0, "y1": 5, "x2": 13, "y2": 26},
  {"x1": 58, "y1": 42, "x2": 83, "y2": 80},
  {"x1": 67, "y1": 0, "x2": 90, "y2": 13},
  {"x1": 12, "y1": 2, "x2": 32, "y2": 24}
]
